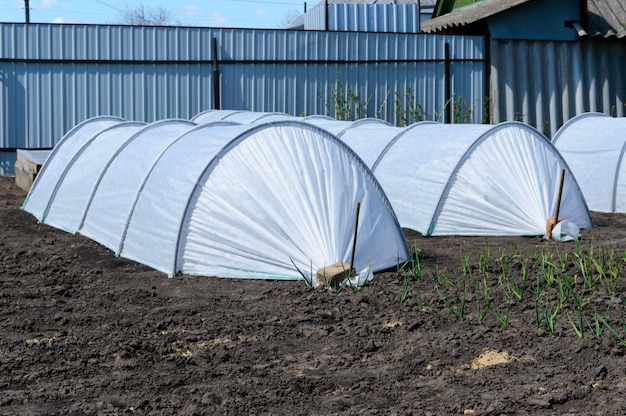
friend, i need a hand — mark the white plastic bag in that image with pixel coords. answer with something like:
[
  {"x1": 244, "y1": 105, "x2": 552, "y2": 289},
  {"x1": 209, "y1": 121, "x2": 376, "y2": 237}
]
[{"x1": 551, "y1": 220, "x2": 580, "y2": 242}]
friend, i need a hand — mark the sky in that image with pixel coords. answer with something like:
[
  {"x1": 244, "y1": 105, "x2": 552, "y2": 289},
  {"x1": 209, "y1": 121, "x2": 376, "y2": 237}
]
[{"x1": 1, "y1": 0, "x2": 306, "y2": 29}]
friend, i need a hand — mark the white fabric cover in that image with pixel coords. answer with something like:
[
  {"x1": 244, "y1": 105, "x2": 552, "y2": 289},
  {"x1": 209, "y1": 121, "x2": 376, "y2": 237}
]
[
  {"x1": 23, "y1": 117, "x2": 409, "y2": 283},
  {"x1": 221, "y1": 111, "x2": 292, "y2": 123},
  {"x1": 186, "y1": 111, "x2": 593, "y2": 237},
  {"x1": 372, "y1": 122, "x2": 593, "y2": 236},
  {"x1": 79, "y1": 120, "x2": 197, "y2": 253},
  {"x1": 339, "y1": 121, "x2": 433, "y2": 168},
  {"x1": 23, "y1": 116, "x2": 125, "y2": 222},
  {"x1": 304, "y1": 118, "x2": 397, "y2": 168},
  {"x1": 302, "y1": 116, "x2": 354, "y2": 135},
  {"x1": 43, "y1": 122, "x2": 146, "y2": 233},
  {"x1": 191, "y1": 109, "x2": 242, "y2": 123},
  {"x1": 192, "y1": 110, "x2": 291, "y2": 124},
  {"x1": 552, "y1": 112, "x2": 626, "y2": 213}
]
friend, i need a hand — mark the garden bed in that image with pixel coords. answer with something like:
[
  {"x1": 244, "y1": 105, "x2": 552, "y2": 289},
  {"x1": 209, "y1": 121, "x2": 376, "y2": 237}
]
[{"x1": 1, "y1": 175, "x2": 625, "y2": 415}]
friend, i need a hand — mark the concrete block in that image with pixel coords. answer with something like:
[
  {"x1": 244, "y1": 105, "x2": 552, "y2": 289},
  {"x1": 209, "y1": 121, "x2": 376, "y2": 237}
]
[{"x1": 14, "y1": 149, "x2": 50, "y2": 192}]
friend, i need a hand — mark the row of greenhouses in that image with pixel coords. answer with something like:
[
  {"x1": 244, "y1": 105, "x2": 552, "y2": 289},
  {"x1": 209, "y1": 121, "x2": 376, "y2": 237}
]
[{"x1": 22, "y1": 110, "x2": 621, "y2": 284}]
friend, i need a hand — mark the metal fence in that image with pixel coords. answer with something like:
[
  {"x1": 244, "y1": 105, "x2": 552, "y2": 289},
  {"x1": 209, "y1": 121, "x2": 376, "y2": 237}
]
[
  {"x1": 303, "y1": 4, "x2": 421, "y2": 33},
  {"x1": 0, "y1": 23, "x2": 487, "y2": 174},
  {"x1": 490, "y1": 37, "x2": 626, "y2": 138}
]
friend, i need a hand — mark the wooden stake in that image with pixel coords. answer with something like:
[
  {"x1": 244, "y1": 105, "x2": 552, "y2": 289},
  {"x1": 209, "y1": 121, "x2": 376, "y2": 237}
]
[
  {"x1": 546, "y1": 169, "x2": 566, "y2": 240},
  {"x1": 555, "y1": 169, "x2": 565, "y2": 222},
  {"x1": 349, "y1": 202, "x2": 360, "y2": 275}
]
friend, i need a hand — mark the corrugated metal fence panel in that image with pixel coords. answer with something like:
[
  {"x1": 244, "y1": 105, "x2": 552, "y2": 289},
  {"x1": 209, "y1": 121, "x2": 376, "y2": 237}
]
[
  {"x1": 327, "y1": 4, "x2": 420, "y2": 33},
  {"x1": 0, "y1": 23, "x2": 486, "y2": 174},
  {"x1": 0, "y1": 24, "x2": 214, "y2": 61},
  {"x1": 490, "y1": 38, "x2": 626, "y2": 138},
  {"x1": 2, "y1": 62, "x2": 211, "y2": 147},
  {"x1": 304, "y1": 4, "x2": 421, "y2": 33},
  {"x1": 214, "y1": 29, "x2": 468, "y2": 61},
  {"x1": 0, "y1": 24, "x2": 217, "y2": 159},
  {"x1": 215, "y1": 30, "x2": 486, "y2": 124},
  {"x1": 304, "y1": 3, "x2": 327, "y2": 31}
]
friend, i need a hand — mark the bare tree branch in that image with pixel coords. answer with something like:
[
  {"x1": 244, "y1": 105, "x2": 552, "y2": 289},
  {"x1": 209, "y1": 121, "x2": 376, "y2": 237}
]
[{"x1": 118, "y1": 3, "x2": 179, "y2": 26}]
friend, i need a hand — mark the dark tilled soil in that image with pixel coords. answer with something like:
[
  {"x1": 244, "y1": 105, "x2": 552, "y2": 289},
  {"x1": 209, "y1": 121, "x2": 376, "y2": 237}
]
[{"x1": 2, "y1": 175, "x2": 626, "y2": 415}]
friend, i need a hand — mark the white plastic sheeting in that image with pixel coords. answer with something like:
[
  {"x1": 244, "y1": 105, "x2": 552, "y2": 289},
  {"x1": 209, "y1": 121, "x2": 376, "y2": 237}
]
[
  {"x1": 192, "y1": 110, "x2": 292, "y2": 124},
  {"x1": 219, "y1": 110, "x2": 593, "y2": 236},
  {"x1": 24, "y1": 116, "x2": 127, "y2": 222},
  {"x1": 552, "y1": 112, "x2": 626, "y2": 213},
  {"x1": 371, "y1": 122, "x2": 593, "y2": 236},
  {"x1": 23, "y1": 117, "x2": 410, "y2": 283},
  {"x1": 306, "y1": 117, "x2": 399, "y2": 168}
]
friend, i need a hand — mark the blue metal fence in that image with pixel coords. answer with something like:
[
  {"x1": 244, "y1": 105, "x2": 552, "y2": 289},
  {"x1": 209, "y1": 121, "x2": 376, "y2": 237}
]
[{"x1": 0, "y1": 23, "x2": 487, "y2": 174}]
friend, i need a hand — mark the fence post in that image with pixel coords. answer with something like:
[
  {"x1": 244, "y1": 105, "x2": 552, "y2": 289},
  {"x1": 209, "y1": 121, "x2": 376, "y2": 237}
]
[
  {"x1": 25, "y1": 0, "x2": 30, "y2": 23},
  {"x1": 325, "y1": 0, "x2": 329, "y2": 31},
  {"x1": 444, "y1": 42, "x2": 451, "y2": 124},
  {"x1": 212, "y1": 37, "x2": 221, "y2": 110}
]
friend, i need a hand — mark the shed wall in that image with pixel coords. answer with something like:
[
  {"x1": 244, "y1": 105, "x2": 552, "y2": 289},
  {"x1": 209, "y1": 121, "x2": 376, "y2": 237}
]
[
  {"x1": 490, "y1": 37, "x2": 626, "y2": 137},
  {"x1": 304, "y1": 4, "x2": 421, "y2": 33}
]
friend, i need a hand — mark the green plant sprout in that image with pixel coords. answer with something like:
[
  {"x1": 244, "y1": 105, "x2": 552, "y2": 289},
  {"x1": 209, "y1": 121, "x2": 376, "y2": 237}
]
[
  {"x1": 384, "y1": 237, "x2": 626, "y2": 348},
  {"x1": 543, "y1": 298, "x2": 560, "y2": 336},
  {"x1": 318, "y1": 72, "x2": 484, "y2": 124},
  {"x1": 567, "y1": 309, "x2": 585, "y2": 338},
  {"x1": 289, "y1": 190, "x2": 626, "y2": 349},
  {"x1": 290, "y1": 258, "x2": 314, "y2": 288},
  {"x1": 436, "y1": 274, "x2": 467, "y2": 319},
  {"x1": 394, "y1": 86, "x2": 423, "y2": 126},
  {"x1": 342, "y1": 264, "x2": 372, "y2": 294}
]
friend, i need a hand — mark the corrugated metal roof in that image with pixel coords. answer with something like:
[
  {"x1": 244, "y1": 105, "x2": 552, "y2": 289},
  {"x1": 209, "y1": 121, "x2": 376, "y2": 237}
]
[
  {"x1": 286, "y1": 0, "x2": 421, "y2": 29},
  {"x1": 324, "y1": 0, "x2": 420, "y2": 3},
  {"x1": 588, "y1": 0, "x2": 626, "y2": 38},
  {"x1": 433, "y1": 0, "x2": 489, "y2": 16},
  {"x1": 285, "y1": 14, "x2": 305, "y2": 29},
  {"x1": 423, "y1": 0, "x2": 626, "y2": 39},
  {"x1": 421, "y1": 0, "x2": 532, "y2": 33}
]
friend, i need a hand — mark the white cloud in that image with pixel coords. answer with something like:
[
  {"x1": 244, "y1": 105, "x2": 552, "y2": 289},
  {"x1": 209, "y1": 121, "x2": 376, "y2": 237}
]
[
  {"x1": 179, "y1": 5, "x2": 199, "y2": 17},
  {"x1": 51, "y1": 16, "x2": 68, "y2": 23},
  {"x1": 209, "y1": 11, "x2": 228, "y2": 26},
  {"x1": 37, "y1": 0, "x2": 58, "y2": 9},
  {"x1": 254, "y1": 7, "x2": 267, "y2": 17}
]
